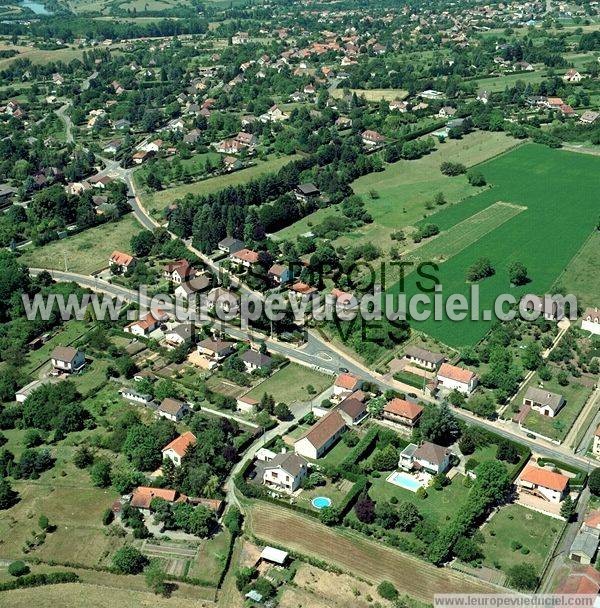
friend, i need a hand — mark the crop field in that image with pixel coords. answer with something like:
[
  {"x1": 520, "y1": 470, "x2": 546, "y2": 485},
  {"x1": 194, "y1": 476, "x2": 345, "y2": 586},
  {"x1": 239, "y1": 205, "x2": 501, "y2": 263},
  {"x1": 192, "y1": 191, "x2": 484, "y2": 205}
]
[
  {"x1": 19, "y1": 214, "x2": 140, "y2": 275},
  {"x1": 407, "y1": 202, "x2": 526, "y2": 265},
  {"x1": 246, "y1": 502, "x2": 498, "y2": 602},
  {"x1": 330, "y1": 88, "x2": 409, "y2": 102},
  {"x1": 392, "y1": 144, "x2": 600, "y2": 348},
  {"x1": 141, "y1": 154, "x2": 296, "y2": 215},
  {"x1": 555, "y1": 231, "x2": 600, "y2": 309}
]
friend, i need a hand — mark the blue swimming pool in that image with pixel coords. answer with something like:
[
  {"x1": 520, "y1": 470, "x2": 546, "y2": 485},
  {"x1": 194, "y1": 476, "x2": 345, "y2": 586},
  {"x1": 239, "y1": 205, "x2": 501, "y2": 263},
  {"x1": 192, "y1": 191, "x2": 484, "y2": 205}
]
[
  {"x1": 386, "y1": 472, "x2": 423, "y2": 492},
  {"x1": 312, "y1": 496, "x2": 332, "y2": 509}
]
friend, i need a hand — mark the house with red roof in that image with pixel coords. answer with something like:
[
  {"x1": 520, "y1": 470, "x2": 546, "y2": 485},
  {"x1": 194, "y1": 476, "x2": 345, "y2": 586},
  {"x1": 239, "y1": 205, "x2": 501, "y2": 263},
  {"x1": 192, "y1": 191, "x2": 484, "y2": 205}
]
[
  {"x1": 333, "y1": 373, "x2": 362, "y2": 397},
  {"x1": 230, "y1": 248, "x2": 260, "y2": 269},
  {"x1": 162, "y1": 431, "x2": 196, "y2": 467},
  {"x1": 557, "y1": 566, "x2": 600, "y2": 594},
  {"x1": 383, "y1": 398, "x2": 424, "y2": 429},
  {"x1": 516, "y1": 464, "x2": 569, "y2": 503},
  {"x1": 437, "y1": 363, "x2": 478, "y2": 394},
  {"x1": 109, "y1": 250, "x2": 136, "y2": 273},
  {"x1": 125, "y1": 312, "x2": 160, "y2": 337}
]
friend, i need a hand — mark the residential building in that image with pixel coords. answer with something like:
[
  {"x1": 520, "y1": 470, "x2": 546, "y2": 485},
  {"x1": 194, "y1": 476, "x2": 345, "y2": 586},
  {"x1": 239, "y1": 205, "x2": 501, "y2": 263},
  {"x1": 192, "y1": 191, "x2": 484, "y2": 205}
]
[
  {"x1": 294, "y1": 183, "x2": 320, "y2": 202},
  {"x1": 580, "y1": 111, "x2": 599, "y2": 125},
  {"x1": 268, "y1": 263, "x2": 291, "y2": 285},
  {"x1": 240, "y1": 350, "x2": 272, "y2": 372},
  {"x1": 399, "y1": 441, "x2": 451, "y2": 474},
  {"x1": 294, "y1": 411, "x2": 346, "y2": 459},
  {"x1": 230, "y1": 248, "x2": 260, "y2": 269},
  {"x1": 570, "y1": 529, "x2": 600, "y2": 564},
  {"x1": 109, "y1": 250, "x2": 136, "y2": 273},
  {"x1": 120, "y1": 387, "x2": 153, "y2": 406},
  {"x1": 157, "y1": 397, "x2": 189, "y2": 422},
  {"x1": 582, "y1": 307, "x2": 600, "y2": 335},
  {"x1": 237, "y1": 395, "x2": 259, "y2": 413},
  {"x1": 164, "y1": 323, "x2": 194, "y2": 347},
  {"x1": 438, "y1": 106, "x2": 457, "y2": 118},
  {"x1": 163, "y1": 259, "x2": 195, "y2": 283},
  {"x1": 337, "y1": 397, "x2": 368, "y2": 426},
  {"x1": 516, "y1": 465, "x2": 569, "y2": 503},
  {"x1": 361, "y1": 129, "x2": 385, "y2": 147},
  {"x1": 383, "y1": 398, "x2": 424, "y2": 428},
  {"x1": 125, "y1": 312, "x2": 160, "y2": 336},
  {"x1": 174, "y1": 275, "x2": 211, "y2": 301},
  {"x1": 404, "y1": 346, "x2": 445, "y2": 370},
  {"x1": 50, "y1": 346, "x2": 85, "y2": 373},
  {"x1": 437, "y1": 363, "x2": 478, "y2": 394},
  {"x1": 162, "y1": 431, "x2": 196, "y2": 466},
  {"x1": 333, "y1": 373, "x2": 362, "y2": 397},
  {"x1": 259, "y1": 452, "x2": 308, "y2": 493},
  {"x1": 523, "y1": 387, "x2": 565, "y2": 418},
  {"x1": 197, "y1": 337, "x2": 235, "y2": 361},
  {"x1": 564, "y1": 69, "x2": 583, "y2": 83},
  {"x1": 289, "y1": 282, "x2": 318, "y2": 302},
  {"x1": 218, "y1": 237, "x2": 245, "y2": 255},
  {"x1": 130, "y1": 486, "x2": 179, "y2": 512},
  {"x1": 556, "y1": 566, "x2": 600, "y2": 594}
]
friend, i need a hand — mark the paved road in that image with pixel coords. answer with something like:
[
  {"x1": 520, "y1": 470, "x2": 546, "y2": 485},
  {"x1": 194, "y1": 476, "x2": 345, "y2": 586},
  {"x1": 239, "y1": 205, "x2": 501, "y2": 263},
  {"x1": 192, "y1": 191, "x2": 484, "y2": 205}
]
[{"x1": 55, "y1": 103, "x2": 74, "y2": 144}]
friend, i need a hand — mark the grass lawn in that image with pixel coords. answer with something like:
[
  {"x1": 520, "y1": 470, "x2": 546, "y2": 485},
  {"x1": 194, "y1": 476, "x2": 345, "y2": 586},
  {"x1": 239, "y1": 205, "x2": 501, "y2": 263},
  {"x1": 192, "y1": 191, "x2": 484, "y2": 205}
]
[
  {"x1": 205, "y1": 374, "x2": 248, "y2": 399},
  {"x1": 330, "y1": 88, "x2": 409, "y2": 102},
  {"x1": 521, "y1": 376, "x2": 593, "y2": 442},
  {"x1": 368, "y1": 472, "x2": 470, "y2": 527},
  {"x1": 245, "y1": 363, "x2": 333, "y2": 404},
  {"x1": 72, "y1": 358, "x2": 111, "y2": 397},
  {"x1": 0, "y1": 45, "x2": 87, "y2": 69},
  {"x1": 317, "y1": 438, "x2": 354, "y2": 467},
  {"x1": 295, "y1": 478, "x2": 354, "y2": 512},
  {"x1": 481, "y1": 504, "x2": 561, "y2": 575},
  {"x1": 472, "y1": 70, "x2": 548, "y2": 92},
  {"x1": 22, "y1": 320, "x2": 89, "y2": 375},
  {"x1": 276, "y1": 132, "x2": 519, "y2": 250},
  {"x1": 394, "y1": 144, "x2": 600, "y2": 347},
  {"x1": 140, "y1": 154, "x2": 296, "y2": 215},
  {"x1": 187, "y1": 527, "x2": 231, "y2": 584},
  {"x1": 19, "y1": 215, "x2": 140, "y2": 275},
  {"x1": 555, "y1": 231, "x2": 600, "y2": 309}
]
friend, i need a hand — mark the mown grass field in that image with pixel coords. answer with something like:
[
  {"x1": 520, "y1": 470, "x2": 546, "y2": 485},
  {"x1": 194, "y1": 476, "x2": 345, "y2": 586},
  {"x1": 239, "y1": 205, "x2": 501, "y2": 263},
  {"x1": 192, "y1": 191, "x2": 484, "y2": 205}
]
[
  {"x1": 140, "y1": 154, "x2": 296, "y2": 215},
  {"x1": 246, "y1": 502, "x2": 499, "y2": 602},
  {"x1": 394, "y1": 144, "x2": 600, "y2": 347},
  {"x1": 481, "y1": 504, "x2": 560, "y2": 575},
  {"x1": 330, "y1": 88, "x2": 409, "y2": 102},
  {"x1": 473, "y1": 70, "x2": 548, "y2": 92},
  {"x1": 245, "y1": 363, "x2": 332, "y2": 404},
  {"x1": 0, "y1": 45, "x2": 87, "y2": 69},
  {"x1": 276, "y1": 132, "x2": 519, "y2": 246},
  {"x1": 19, "y1": 214, "x2": 140, "y2": 275},
  {"x1": 555, "y1": 231, "x2": 600, "y2": 309}
]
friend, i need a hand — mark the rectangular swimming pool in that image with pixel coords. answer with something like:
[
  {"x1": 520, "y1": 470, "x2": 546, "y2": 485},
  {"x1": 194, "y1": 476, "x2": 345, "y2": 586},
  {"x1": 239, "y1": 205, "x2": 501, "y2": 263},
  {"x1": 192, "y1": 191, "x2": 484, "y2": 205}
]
[{"x1": 386, "y1": 471, "x2": 423, "y2": 492}]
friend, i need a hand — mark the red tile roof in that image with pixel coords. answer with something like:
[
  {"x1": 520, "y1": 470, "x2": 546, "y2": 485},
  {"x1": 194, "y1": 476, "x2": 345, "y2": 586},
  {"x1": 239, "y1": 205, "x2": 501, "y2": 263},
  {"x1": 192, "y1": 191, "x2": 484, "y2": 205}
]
[
  {"x1": 110, "y1": 250, "x2": 135, "y2": 266},
  {"x1": 130, "y1": 486, "x2": 178, "y2": 509},
  {"x1": 297, "y1": 411, "x2": 346, "y2": 451},
  {"x1": 161, "y1": 431, "x2": 196, "y2": 458},
  {"x1": 518, "y1": 465, "x2": 569, "y2": 492},
  {"x1": 232, "y1": 248, "x2": 260, "y2": 264},
  {"x1": 335, "y1": 373, "x2": 360, "y2": 390},
  {"x1": 438, "y1": 363, "x2": 476, "y2": 384},
  {"x1": 384, "y1": 398, "x2": 424, "y2": 421}
]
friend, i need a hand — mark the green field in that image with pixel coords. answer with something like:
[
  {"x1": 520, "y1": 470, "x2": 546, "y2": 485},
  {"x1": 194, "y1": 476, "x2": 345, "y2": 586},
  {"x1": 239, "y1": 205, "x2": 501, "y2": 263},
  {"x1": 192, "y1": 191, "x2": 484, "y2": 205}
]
[
  {"x1": 19, "y1": 215, "x2": 140, "y2": 275},
  {"x1": 141, "y1": 154, "x2": 296, "y2": 215},
  {"x1": 394, "y1": 144, "x2": 600, "y2": 347},
  {"x1": 473, "y1": 70, "x2": 548, "y2": 93},
  {"x1": 330, "y1": 88, "x2": 409, "y2": 102},
  {"x1": 245, "y1": 363, "x2": 333, "y2": 404},
  {"x1": 481, "y1": 504, "x2": 560, "y2": 575},
  {"x1": 276, "y1": 132, "x2": 519, "y2": 249},
  {"x1": 555, "y1": 231, "x2": 600, "y2": 309}
]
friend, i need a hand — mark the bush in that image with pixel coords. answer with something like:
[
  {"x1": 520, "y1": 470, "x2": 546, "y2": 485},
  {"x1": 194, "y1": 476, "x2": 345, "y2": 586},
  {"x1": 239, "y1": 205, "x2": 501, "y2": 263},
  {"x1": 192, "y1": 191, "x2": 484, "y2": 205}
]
[
  {"x1": 0, "y1": 571, "x2": 78, "y2": 591},
  {"x1": 440, "y1": 161, "x2": 467, "y2": 176},
  {"x1": 8, "y1": 561, "x2": 30, "y2": 577},
  {"x1": 467, "y1": 170, "x2": 486, "y2": 186},
  {"x1": 377, "y1": 580, "x2": 399, "y2": 601},
  {"x1": 112, "y1": 546, "x2": 148, "y2": 574}
]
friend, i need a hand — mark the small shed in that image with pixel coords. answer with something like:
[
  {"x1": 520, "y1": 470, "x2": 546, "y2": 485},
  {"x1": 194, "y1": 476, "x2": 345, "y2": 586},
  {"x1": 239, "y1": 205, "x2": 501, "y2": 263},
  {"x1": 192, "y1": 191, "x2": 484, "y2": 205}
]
[{"x1": 260, "y1": 546, "x2": 288, "y2": 566}]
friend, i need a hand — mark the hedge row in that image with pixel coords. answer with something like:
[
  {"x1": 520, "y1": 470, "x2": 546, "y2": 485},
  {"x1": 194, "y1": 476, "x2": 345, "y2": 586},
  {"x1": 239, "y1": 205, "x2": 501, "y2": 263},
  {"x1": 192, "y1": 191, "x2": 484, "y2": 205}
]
[
  {"x1": 0, "y1": 572, "x2": 79, "y2": 591},
  {"x1": 337, "y1": 476, "x2": 369, "y2": 519},
  {"x1": 339, "y1": 427, "x2": 379, "y2": 469}
]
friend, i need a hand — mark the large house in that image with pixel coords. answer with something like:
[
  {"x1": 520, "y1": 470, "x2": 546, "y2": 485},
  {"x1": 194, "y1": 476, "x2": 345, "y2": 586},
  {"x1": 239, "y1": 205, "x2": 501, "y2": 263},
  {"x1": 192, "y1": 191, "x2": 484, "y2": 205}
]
[
  {"x1": 383, "y1": 398, "x2": 424, "y2": 429},
  {"x1": 218, "y1": 237, "x2": 245, "y2": 255},
  {"x1": 516, "y1": 465, "x2": 569, "y2": 503},
  {"x1": 399, "y1": 441, "x2": 451, "y2": 474},
  {"x1": 259, "y1": 452, "x2": 308, "y2": 494},
  {"x1": 294, "y1": 183, "x2": 320, "y2": 203},
  {"x1": 523, "y1": 387, "x2": 565, "y2": 418},
  {"x1": 130, "y1": 486, "x2": 180, "y2": 512},
  {"x1": 361, "y1": 129, "x2": 385, "y2": 148},
  {"x1": 162, "y1": 431, "x2": 196, "y2": 466},
  {"x1": 157, "y1": 398, "x2": 189, "y2": 422},
  {"x1": 163, "y1": 259, "x2": 195, "y2": 284},
  {"x1": 294, "y1": 411, "x2": 346, "y2": 459},
  {"x1": 337, "y1": 397, "x2": 368, "y2": 426},
  {"x1": 230, "y1": 248, "x2": 260, "y2": 269},
  {"x1": 197, "y1": 337, "x2": 235, "y2": 361},
  {"x1": 582, "y1": 307, "x2": 600, "y2": 336},
  {"x1": 404, "y1": 346, "x2": 445, "y2": 371},
  {"x1": 563, "y1": 69, "x2": 583, "y2": 83},
  {"x1": 240, "y1": 350, "x2": 272, "y2": 372},
  {"x1": 51, "y1": 346, "x2": 86, "y2": 373},
  {"x1": 109, "y1": 250, "x2": 136, "y2": 273},
  {"x1": 125, "y1": 312, "x2": 160, "y2": 336},
  {"x1": 437, "y1": 363, "x2": 478, "y2": 394}
]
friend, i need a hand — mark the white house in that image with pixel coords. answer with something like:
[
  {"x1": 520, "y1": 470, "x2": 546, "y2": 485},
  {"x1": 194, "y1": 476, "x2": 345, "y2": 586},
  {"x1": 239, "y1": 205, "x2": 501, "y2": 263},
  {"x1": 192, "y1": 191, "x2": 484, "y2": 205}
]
[
  {"x1": 157, "y1": 398, "x2": 189, "y2": 422},
  {"x1": 161, "y1": 431, "x2": 196, "y2": 466},
  {"x1": 399, "y1": 441, "x2": 451, "y2": 474},
  {"x1": 237, "y1": 395, "x2": 259, "y2": 413},
  {"x1": 120, "y1": 387, "x2": 153, "y2": 406},
  {"x1": 294, "y1": 411, "x2": 346, "y2": 459},
  {"x1": 582, "y1": 307, "x2": 600, "y2": 336},
  {"x1": 109, "y1": 250, "x2": 136, "y2": 273},
  {"x1": 404, "y1": 346, "x2": 445, "y2": 371},
  {"x1": 437, "y1": 363, "x2": 478, "y2": 394},
  {"x1": 563, "y1": 69, "x2": 583, "y2": 83},
  {"x1": 50, "y1": 346, "x2": 86, "y2": 373},
  {"x1": 260, "y1": 452, "x2": 308, "y2": 494},
  {"x1": 523, "y1": 387, "x2": 565, "y2": 418},
  {"x1": 239, "y1": 350, "x2": 272, "y2": 372},
  {"x1": 516, "y1": 465, "x2": 569, "y2": 503},
  {"x1": 333, "y1": 373, "x2": 362, "y2": 398},
  {"x1": 125, "y1": 312, "x2": 160, "y2": 337}
]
